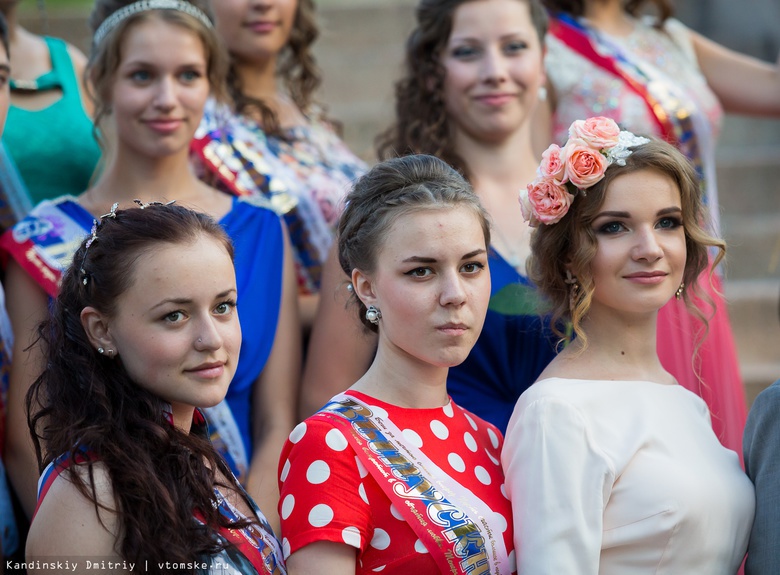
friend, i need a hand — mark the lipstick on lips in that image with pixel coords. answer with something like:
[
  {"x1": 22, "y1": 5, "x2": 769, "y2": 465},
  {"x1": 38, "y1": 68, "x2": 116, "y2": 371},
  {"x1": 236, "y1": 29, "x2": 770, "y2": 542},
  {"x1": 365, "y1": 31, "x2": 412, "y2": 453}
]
[
  {"x1": 623, "y1": 271, "x2": 668, "y2": 285},
  {"x1": 475, "y1": 93, "x2": 516, "y2": 107},
  {"x1": 144, "y1": 118, "x2": 183, "y2": 135},
  {"x1": 246, "y1": 20, "x2": 278, "y2": 34}
]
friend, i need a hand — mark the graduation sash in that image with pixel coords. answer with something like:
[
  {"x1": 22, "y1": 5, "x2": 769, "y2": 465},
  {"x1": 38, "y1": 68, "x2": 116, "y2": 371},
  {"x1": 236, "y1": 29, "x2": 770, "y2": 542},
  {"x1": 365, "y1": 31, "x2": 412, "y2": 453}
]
[{"x1": 318, "y1": 394, "x2": 510, "y2": 575}]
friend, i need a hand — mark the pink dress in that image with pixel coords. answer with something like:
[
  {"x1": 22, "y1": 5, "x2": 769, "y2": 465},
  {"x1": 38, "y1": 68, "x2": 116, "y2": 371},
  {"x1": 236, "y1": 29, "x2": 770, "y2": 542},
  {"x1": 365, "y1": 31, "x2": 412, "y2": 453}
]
[{"x1": 546, "y1": 15, "x2": 747, "y2": 458}]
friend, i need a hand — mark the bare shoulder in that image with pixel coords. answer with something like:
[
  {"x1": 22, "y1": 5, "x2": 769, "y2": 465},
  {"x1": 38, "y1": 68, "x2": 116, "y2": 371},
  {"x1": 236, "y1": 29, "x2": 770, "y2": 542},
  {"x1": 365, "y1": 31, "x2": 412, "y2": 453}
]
[
  {"x1": 27, "y1": 461, "x2": 121, "y2": 562},
  {"x1": 64, "y1": 42, "x2": 89, "y2": 74}
]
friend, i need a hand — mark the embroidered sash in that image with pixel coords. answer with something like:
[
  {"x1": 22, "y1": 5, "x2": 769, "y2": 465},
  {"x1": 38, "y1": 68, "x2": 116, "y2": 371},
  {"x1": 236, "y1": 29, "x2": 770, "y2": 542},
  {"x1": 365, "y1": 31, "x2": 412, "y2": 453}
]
[
  {"x1": 318, "y1": 394, "x2": 510, "y2": 575},
  {"x1": 0, "y1": 198, "x2": 90, "y2": 297},
  {"x1": 203, "y1": 490, "x2": 287, "y2": 575},
  {"x1": 192, "y1": 109, "x2": 324, "y2": 293}
]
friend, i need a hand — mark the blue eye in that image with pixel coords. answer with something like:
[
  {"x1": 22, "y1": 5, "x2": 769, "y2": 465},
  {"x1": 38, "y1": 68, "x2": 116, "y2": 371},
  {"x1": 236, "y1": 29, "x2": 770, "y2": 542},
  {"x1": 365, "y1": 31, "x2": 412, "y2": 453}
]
[
  {"x1": 657, "y1": 217, "x2": 682, "y2": 230},
  {"x1": 451, "y1": 45, "x2": 479, "y2": 59},
  {"x1": 503, "y1": 40, "x2": 528, "y2": 54},
  {"x1": 598, "y1": 222, "x2": 626, "y2": 234},
  {"x1": 130, "y1": 70, "x2": 152, "y2": 82},
  {"x1": 180, "y1": 69, "x2": 202, "y2": 82}
]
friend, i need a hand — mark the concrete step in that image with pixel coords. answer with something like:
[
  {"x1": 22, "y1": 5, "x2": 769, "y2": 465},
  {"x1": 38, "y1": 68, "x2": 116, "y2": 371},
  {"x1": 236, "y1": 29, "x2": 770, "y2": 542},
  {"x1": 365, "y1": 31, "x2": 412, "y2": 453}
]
[
  {"x1": 720, "y1": 214, "x2": 780, "y2": 281},
  {"x1": 724, "y1": 279, "x2": 780, "y2": 406},
  {"x1": 725, "y1": 278, "x2": 779, "y2": 364}
]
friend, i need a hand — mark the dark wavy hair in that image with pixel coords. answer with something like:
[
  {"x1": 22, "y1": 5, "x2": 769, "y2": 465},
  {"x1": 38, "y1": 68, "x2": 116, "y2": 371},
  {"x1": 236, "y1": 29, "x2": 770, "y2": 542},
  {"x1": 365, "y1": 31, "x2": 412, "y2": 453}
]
[
  {"x1": 541, "y1": 0, "x2": 673, "y2": 25},
  {"x1": 338, "y1": 154, "x2": 491, "y2": 332},
  {"x1": 527, "y1": 138, "x2": 725, "y2": 347},
  {"x1": 226, "y1": 0, "x2": 321, "y2": 135},
  {"x1": 87, "y1": 0, "x2": 229, "y2": 140},
  {"x1": 375, "y1": 0, "x2": 548, "y2": 180},
  {"x1": 27, "y1": 204, "x2": 255, "y2": 573}
]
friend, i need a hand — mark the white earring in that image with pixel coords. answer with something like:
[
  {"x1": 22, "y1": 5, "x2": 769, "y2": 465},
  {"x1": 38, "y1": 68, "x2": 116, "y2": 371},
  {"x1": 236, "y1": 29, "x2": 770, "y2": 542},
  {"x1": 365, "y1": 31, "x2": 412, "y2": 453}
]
[
  {"x1": 97, "y1": 347, "x2": 105, "y2": 354},
  {"x1": 365, "y1": 305, "x2": 382, "y2": 325}
]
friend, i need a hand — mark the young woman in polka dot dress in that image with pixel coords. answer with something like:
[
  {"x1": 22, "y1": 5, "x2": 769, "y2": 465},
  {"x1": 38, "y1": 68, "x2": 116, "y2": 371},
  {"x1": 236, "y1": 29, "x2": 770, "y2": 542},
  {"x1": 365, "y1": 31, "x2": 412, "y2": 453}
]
[{"x1": 278, "y1": 155, "x2": 515, "y2": 574}]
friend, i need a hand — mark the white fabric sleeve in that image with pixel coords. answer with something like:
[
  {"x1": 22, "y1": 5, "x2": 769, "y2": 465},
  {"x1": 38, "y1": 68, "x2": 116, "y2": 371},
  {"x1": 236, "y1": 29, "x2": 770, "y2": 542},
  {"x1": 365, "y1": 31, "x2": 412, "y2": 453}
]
[{"x1": 502, "y1": 397, "x2": 615, "y2": 575}]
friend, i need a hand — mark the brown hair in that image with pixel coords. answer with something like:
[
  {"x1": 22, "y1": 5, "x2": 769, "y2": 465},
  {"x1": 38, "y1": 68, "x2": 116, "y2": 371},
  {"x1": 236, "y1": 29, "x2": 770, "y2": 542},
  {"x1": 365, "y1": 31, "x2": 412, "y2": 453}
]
[
  {"x1": 226, "y1": 0, "x2": 321, "y2": 135},
  {"x1": 27, "y1": 204, "x2": 256, "y2": 572},
  {"x1": 541, "y1": 0, "x2": 673, "y2": 25},
  {"x1": 0, "y1": 11, "x2": 8, "y2": 57},
  {"x1": 527, "y1": 138, "x2": 725, "y2": 346},
  {"x1": 87, "y1": 0, "x2": 228, "y2": 139},
  {"x1": 338, "y1": 154, "x2": 491, "y2": 332},
  {"x1": 375, "y1": 0, "x2": 548, "y2": 179}
]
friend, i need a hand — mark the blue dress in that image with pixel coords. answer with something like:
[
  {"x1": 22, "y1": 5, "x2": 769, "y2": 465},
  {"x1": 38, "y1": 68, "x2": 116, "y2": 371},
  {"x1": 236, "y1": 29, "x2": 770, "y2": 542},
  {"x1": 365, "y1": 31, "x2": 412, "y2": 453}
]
[
  {"x1": 0, "y1": 195, "x2": 284, "y2": 480},
  {"x1": 447, "y1": 250, "x2": 557, "y2": 433}
]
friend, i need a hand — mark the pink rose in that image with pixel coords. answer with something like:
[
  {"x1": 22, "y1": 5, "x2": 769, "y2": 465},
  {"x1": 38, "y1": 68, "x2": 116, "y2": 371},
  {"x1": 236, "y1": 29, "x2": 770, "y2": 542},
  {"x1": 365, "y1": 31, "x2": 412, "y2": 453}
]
[
  {"x1": 538, "y1": 144, "x2": 567, "y2": 182},
  {"x1": 568, "y1": 116, "x2": 621, "y2": 149},
  {"x1": 564, "y1": 139, "x2": 608, "y2": 189},
  {"x1": 524, "y1": 177, "x2": 574, "y2": 225}
]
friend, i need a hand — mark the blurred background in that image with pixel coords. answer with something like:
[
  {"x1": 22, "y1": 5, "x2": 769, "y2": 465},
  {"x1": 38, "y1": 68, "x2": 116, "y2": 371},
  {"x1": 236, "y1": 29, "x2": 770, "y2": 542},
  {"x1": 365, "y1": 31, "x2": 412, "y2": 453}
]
[{"x1": 20, "y1": 0, "x2": 780, "y2": 405}]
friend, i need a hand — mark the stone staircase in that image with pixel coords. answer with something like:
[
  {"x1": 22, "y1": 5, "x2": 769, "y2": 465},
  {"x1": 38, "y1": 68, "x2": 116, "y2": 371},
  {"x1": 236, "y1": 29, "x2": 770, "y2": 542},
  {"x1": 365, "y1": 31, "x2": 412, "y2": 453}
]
[
  {"x1": 25, "y1": 0, "x2": 779, "y2": 405},
  {"x1": 716, "y1": 116, "x2": 780, "y2": 405}
]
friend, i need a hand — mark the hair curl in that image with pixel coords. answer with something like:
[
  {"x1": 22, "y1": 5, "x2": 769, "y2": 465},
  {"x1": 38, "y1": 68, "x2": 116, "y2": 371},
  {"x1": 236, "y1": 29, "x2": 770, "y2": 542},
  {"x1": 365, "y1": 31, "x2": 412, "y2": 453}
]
[
  {"x1": 87, "y1": 0, "x2": 229, "y2": 146},
  {"x1": 541, "y1": 0, "x2": 673, "y2": 25},
  {"x1": 27, "y1": 204, "x2": 256, "y2": 573},
  {"x1": 375, "y1": 0, "x2": 548, "y2": 179},
  {"x1": 338, "y1": 154, "x2": 490, "y2": 332},
  {"x1": 527, "y1": 138, "x2": 725, "y2": 348},
  {"x1": 226, "y1": 0, "x2": 321, "y2": 136}
]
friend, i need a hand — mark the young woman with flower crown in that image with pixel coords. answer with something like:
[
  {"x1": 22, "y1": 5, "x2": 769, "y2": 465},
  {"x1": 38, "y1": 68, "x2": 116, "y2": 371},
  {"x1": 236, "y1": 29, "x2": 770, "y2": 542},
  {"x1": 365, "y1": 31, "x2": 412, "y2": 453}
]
[
  {"x1": 0, "y1": 0, "x2": 300, "y2": 532},
  {"x1": 502, "y1": 117, "x2": 754, "y2": 573},
  {"x1": 25, "y1": 204, "x2": 286, "y2": 574},
  {"x1": 538, "y1": 0, "x2": 780, "y2": 460}
]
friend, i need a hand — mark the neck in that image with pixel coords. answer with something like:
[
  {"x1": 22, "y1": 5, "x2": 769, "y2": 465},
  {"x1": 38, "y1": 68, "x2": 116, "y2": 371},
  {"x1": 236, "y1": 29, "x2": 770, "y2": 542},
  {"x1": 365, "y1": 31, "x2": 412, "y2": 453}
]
[
  {"x1": 561, "y1": 306, "x2": 671, "y2": 382},
  {"x1": 232, "y1": 56, "x2": 279, "y2": 104},
  {"x1": 456, "y1": 122, "x2": 538, "y2": 193},
  {"x1": 351, "y1": 344, "x2": 450, "y2": 409},
  {"x1": 582, "y1": 0, "x2": 635, "y2": 35},
  {"x1": 92, "y1": 147, "x2": 201, "y2": 206}
]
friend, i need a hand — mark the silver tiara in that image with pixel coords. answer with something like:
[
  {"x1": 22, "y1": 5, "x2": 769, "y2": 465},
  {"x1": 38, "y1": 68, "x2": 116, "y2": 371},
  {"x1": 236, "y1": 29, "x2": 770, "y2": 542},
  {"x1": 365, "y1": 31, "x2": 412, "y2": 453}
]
[{"x1": 93, "y1": 0, "x2": 213, "y2": 46}]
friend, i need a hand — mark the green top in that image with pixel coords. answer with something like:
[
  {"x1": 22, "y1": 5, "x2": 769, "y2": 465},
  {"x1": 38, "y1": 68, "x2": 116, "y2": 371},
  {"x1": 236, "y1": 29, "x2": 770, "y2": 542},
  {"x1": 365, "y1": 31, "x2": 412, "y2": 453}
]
[{"x1": 2, "y1": 37, "x2": 101, "y2": 205}]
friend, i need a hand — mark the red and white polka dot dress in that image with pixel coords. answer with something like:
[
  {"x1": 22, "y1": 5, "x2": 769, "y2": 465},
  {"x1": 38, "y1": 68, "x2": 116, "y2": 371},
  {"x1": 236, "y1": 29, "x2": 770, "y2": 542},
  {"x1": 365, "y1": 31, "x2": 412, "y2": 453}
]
[{"x1": 278, "y1": 391, "x2": 516, "y2": 573}]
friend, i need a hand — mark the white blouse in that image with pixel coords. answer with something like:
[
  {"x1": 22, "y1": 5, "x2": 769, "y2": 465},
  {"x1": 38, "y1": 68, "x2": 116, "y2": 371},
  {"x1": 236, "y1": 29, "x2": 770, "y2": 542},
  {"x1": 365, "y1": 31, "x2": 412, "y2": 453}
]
[{"x1": 502, "y1": 378, "x2": 754, "y2": 574}]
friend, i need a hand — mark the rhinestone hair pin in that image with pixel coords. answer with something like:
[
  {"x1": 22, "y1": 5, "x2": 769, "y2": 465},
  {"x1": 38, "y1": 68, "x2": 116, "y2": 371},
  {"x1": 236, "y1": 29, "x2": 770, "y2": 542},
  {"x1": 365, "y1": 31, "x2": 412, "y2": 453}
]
[
  {"x1": 133, "y1": 199, "x2": 176, "y2": 209},
  {"x1": 80, "y1": 203, "x2": 119, "y2": 285},
  {"x1": 93, "y1": 0, "x2": 213, "y2": 46}
]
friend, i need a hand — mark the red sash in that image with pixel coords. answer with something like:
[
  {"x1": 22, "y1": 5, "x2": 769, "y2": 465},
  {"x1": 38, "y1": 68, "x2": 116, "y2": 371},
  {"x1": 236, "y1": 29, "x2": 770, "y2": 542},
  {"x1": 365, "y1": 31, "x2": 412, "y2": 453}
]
[{"x1": 548, "y1": 16, "x2": 676, "y2": 143}]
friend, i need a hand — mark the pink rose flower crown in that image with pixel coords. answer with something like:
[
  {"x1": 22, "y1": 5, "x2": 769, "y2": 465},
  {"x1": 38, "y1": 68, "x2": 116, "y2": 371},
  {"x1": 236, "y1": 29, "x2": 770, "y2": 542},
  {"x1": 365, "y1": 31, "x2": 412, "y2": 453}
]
[{"x1": 520, "y1": 117, "x2": 650, "y2": 227}]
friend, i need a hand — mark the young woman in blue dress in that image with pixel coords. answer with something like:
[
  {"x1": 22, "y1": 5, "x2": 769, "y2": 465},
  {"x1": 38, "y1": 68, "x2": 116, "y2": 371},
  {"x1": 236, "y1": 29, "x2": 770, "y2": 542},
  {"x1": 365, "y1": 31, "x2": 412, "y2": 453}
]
[
  {"x1": 25, "y1": 204, "x2": 286, "y2": 574},
  {"x1": 1, "y1": 0, "x2": 299, "y2": 532}
]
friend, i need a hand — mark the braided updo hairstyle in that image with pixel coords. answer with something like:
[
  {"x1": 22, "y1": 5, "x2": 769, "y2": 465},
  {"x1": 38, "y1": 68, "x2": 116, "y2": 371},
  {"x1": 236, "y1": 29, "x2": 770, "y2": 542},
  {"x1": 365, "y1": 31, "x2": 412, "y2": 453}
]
[{"x1": 338, "y1": 154, "x2": 491, "y2": 332}]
